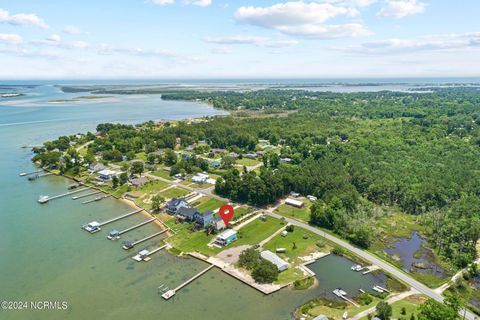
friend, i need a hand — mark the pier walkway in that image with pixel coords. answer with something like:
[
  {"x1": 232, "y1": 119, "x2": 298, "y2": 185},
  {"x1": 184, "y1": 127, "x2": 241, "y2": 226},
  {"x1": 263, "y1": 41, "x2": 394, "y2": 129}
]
[
  {"x1": 122, "y1": 229, "x2": 167, "y2": 249},
  {"x1": 114, "y1": 218, "x2": 156, "y2": 238},
  {"x1": 39, "y1": 187, "x2": 90, "y2": 203},
  {"x1": 161, "y1": 264, "x2": 215, "y2": 299},
  {"x1": 99, "y1": 209, "x2": 143, "y2": 227},
  {"x1": 72, "y1": 191, "x2": 103, "y2": 200}
]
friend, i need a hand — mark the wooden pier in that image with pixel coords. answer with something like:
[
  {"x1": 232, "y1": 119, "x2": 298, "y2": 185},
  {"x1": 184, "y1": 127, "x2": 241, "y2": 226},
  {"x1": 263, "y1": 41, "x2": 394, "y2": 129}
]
[
  {"x1": 132, "y1": 244, "x2": 168, "y2": 262},
  {"x1": 161, "y1": 265, "x2": 215, "y2": 300},
  {"x1": 19, "y1": 169, "x2": 43, "y2": 177},
  {"x1": 82, "y1": 195, "x2": 109, "y2": 204},
  {"x1": 72, "y1": 191, "x2": 103, "y2": 200},
  {"x1": 122, "y1": 228, "x2": 167, "y2": 249},
  {"x1": 38, "y1": 187, "x2": 90, "y2": 204},
  {"x1": 99, "y1": 209, "x2": 143, "y2": 227},
  {"x1": 108, "y1": 218, "x2": 156, "y2": 240}
]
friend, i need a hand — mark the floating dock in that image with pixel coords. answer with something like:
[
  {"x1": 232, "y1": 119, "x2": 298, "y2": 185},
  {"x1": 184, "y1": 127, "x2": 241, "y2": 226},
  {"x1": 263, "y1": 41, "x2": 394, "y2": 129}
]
[
  {"x1": 132, "y1": 244, "x2": 168, "y2": 262},
  {"x1": 82, "y1": 209, "x2": 143, "y2": 233},
  {"x1": 122, "y1": 228, "x2": 167, "y2": 249},
  {"x1": 161, "y1": 265, "x2": 215, "y2": 300},
  {"x1": 332, "y1": 288, "x2": 359, "y2": 307},
  {"x1": 38, "y1": 187, "x2": 90, "y2": 204},
  {"x1": 72, "y1": 191, "x2": 103, "y2": 200},
  {"x1": 107, "y1": 218, "x2": 156, "y2": 240}
]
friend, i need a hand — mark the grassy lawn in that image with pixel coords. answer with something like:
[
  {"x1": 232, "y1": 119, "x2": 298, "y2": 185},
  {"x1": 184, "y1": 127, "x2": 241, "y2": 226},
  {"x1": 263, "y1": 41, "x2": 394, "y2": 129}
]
[
  {"x1": 137, "y1": 179, "x2": 169, "y2": 193},
  {"x1": 190, "y1": 182, "x2": 213, "y2": 189},
  {"x1": 134, "y1": 151, "x2": 148, "y2": 162},
  {"x1": 196, "y1": 198, "x2": 226, "y2": 212},
  {"x1": 236, "y1": 158, "x2": 260, "y2": 166},
  {"x1": 299, "y1": 295, "x2": 382, "y2": 320},
  {"x1": 164, "y1": 217, "x2": 220, "y2": 256},
  {"x1": 275, "y1": 267, "x2": 305, "y2": 285},
  {"x1": 263, "y1": 227, "x2": 330, "y2": 265},
  {"x1": 232, "y1": 206, "x2": 254, "y2": 220},
  {"x1": 359, "y1": 294, "x2": 427, "y2": 320},
  {"x1": 151, "y1": 169, "x2": 175, "y2": 180},
  {"x1": 235, "y1": 216, "x2": 286, "y2": 246},
  {"x1": 159, "y1": 187, "x2": 189, "y2": 199},
  {"x1": 111, "y1": 184, "x2": 129, "y2": 198},
  {"x1": 274, "y1": 201, "x2": 311, "y2": 223}
]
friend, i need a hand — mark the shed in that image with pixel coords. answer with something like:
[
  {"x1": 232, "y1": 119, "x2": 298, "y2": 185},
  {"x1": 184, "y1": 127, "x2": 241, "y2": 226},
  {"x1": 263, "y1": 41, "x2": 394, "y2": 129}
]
[
  {"x1": 260, "y1": 250, "x2": 289, "y2": 272},
  {"x1": 285, "y1": 198, "x2": 304, "y2": 208},
  {"x1": 214, "y1": 229, "x2": 238, "y2": 246}
]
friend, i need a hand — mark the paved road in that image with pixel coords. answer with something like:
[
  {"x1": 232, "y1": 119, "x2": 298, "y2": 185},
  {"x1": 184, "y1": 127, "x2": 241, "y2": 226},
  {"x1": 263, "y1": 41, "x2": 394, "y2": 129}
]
[{"x1": 266, "y1": 211, "x2": 478, "y2": 320}]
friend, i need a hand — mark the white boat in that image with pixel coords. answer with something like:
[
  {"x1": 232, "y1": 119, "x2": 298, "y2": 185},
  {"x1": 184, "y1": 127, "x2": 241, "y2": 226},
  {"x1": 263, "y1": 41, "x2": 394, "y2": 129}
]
[
  {"x1": 333, "y1": 288, "x2": 347, "y2": 296},
  {"x1": 82, "y1": 221, "x2": 101, "y2": 233},
  {"x1": 132, "y1": 249, "x2": 150, "y2": 262},
  {"x1": 37, "y1": 195, "x2": 49, "y2": 204},
  {"x1": 372, "y1": 286, "x2": 384, "y2": 293},
  {"x1": 1, "y1": 93, "x2": 20, "y2": 98},
  {"x1": 351, "y1": 264, "x2": 364, "y2": 272}
]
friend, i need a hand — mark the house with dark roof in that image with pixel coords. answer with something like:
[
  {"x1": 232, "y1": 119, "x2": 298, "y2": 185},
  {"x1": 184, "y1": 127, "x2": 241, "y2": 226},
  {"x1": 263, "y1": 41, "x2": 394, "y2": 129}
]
[
  {"x1": 195, "y1": 210, "x2": 214, "y2": 228},
  {"x1": 166, "y1": 198, "x2": 188, "y2": 215},
  {"x1": 176, "y1": 207, "x2": 199, "y2": 222}
]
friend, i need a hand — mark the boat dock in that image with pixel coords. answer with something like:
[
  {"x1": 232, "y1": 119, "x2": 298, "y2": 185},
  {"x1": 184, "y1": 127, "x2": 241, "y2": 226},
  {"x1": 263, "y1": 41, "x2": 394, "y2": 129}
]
[
  {"x1": 38, "y1": 187, "x2": 90, "y2": 204},
  {"x1": 161, "y1": 264, "x2": 215, "y2": 300},
  {"x1": 72, "y1": 191, "x2": 103, "y2": 200},
  {"x1": 82, "y1": 195, "x2": 109, "y2": 204},
  {"x1": 108, "y1": 218, "x2": 156, "y2": 240},
  {"x1": 19, "y1": 169, "x2": 43, "y2": 177},
  {"x1": 122, "y1": 228, "x2": 167, "y2": 249},
  {"x1": 132, "y1": 244, "x2": 168, "y2": 262},
  {"x1": 99, "y1": 209, "x2": 143, "y2": 227},
  {"x1": 332, "y1": 289, "x2": 359, "y2": 307}
]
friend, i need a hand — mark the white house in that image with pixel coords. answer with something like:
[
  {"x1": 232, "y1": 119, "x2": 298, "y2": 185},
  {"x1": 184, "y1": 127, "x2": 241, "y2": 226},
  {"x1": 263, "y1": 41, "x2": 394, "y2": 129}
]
[
  {"x1": 192, "y1": 173, "x2": 209, "y2": 184},
  {"x1": 260, "y1": 250, "x2": 289, "y2": 271},
  {"x1": 97, "y1": 169, "x2": 118, "y2": 180}
]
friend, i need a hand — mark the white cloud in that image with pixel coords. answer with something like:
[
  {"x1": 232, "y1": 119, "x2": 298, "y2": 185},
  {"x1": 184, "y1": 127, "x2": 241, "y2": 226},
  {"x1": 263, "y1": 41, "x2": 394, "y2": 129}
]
[
  {"x1": 235, "y1": 2, "x2": 358, "y2": 28},
  {"x1": 152, "y1": 0, "x2": 175, "y2": 5},
  {"x1": 378, "y1": 0, "x2": 426, "y2": 18},
  {"x1": 204, "y1": 35, "x2": 298, "y2": 47},
  {"x1": 46, "y1": 34, "x2": 62, "y2": 42},
  {"x1": 63, "y1": 25, "x2": 83, "y2": 35},
  {"x1": 152, "y1": 0, "x2": 212, "y2": 6},
  {"x1": 234, "y1": 1, "x2": 370, "y2": 39},
  {"x1": 0, "y1": 8, "x2": 48, "y2": 29},
  {"x1": 211, "y1": 47, "x2": 233, "y2": 54},
  {"x1": 184, "y1": 0, "x2": 212, "y2": 7},
  {"x1": 0, "y1": 33, "x2": 23, "y2": 45},
  {"x1": 336, "y1": 32, "x2": 480, "y2": 54}
]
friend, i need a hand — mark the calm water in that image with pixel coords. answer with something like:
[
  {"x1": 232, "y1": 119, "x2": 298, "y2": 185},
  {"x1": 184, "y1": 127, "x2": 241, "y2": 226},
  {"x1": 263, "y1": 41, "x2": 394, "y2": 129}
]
[
  {"x1": 0, "y1": 84, "x2": 385, "y2": 320},
  {"x1": 385, "y1": 232, "x2": 445, "y2": 276}
]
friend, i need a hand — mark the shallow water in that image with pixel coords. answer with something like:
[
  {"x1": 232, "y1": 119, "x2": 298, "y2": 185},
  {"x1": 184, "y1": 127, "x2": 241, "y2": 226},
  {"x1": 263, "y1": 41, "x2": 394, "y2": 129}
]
[{"x1": 385, "y1": 232, "x2": 445, "y2": 276}]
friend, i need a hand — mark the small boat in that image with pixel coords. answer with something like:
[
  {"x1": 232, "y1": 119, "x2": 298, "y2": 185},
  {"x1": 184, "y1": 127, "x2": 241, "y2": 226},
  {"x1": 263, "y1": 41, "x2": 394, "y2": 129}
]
[
  {"x1": 359, "y1": 289, "x2": 365, "y2": 293},
  {"x1": 351, "y1": 264, "x2": 364, "y2": 272},
  {"x1": 333, "y1": 288, "x2": 347, "y2": 296},
  {"x1": 82, "y1": 221, "x2": 101, "y2": 233},
  {"x1": 37, "y1": 195, "x2": 49, "y2": 204},
  {"x1": 107, "y1": 230, "x2": 120, "y2": 240},
  {"x1": 372, "y1": 286, "x2": 384, "y2": 293},
  {"x1": 132, "y1": 250, "x2": 150, "y2": 262},
  {"x1": 68, "y1": 184, "x2": 79, "y2": 190},
  {"x1": 28, "y1": 175, "x2": 39, "y2": 181}
]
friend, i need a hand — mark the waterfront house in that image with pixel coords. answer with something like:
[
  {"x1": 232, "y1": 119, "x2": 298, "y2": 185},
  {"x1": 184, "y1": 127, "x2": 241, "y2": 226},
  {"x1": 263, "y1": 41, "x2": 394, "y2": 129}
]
[
  {"x1": 280, "y1": 157, "x2": 292, "y2": 163},
  {"x1": 285, "y1": 198, "x2": 304, "y2": 208},
  {"x1": 211, "y1": 216, "x2": 226, "y2": 231},
  {"x1": 166, "y1": 198, "x2": 189, "y2": 215},
  {"x1": 256, "y1": 151, "x2": 267, "y2": 157},
  {"x1": 88, "y1": 162, "x2": 105, "y2": 174},
  {"x1": 245, "y1": 153, "x2": 258, "y2": 159},
  {"x1": 176, "y1": 207, "x2": 199, "y2": 222},
  {"x1": 97, "y1": 169, "x2": 118, "y2": 180},
  {"x1": 211, "y1": 148, "x2": 226, "y2": 154},
  {"x1": 194, "y1": 210, "x2": 214, "y2": 228},
  {"x1": 214, "y1": 229, "x2": 238, "y2": 247},
  {"x1": 260, "y1": 250, "x2": 289, "y2": 271}
]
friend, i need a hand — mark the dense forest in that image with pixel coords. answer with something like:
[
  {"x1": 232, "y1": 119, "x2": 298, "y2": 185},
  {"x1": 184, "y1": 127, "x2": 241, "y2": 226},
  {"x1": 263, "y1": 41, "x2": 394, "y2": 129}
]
[{"x1": 37, "y1": 87, "x2": 480, "y2": 267}]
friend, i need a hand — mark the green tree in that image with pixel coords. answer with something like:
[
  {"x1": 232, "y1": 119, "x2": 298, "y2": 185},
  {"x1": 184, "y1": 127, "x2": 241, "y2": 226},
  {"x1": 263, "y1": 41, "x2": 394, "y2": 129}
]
[
  {"x1": 418, "y1": 298, "x2": 458, "y2": 320},
  {"x1": 151, "y1": 195, "x2": 165, "y2": 212},
  {"x1": 131, "y1": 161, "x2": 144, "y2": 176},
  {"x1": 112, "y1": 175, "x2": 119, "y2": 189},
  {"x1": 251, "y1": 259, "x2": 279, "y2": 283},
  {"x1": 376, "y1": 301, "x2": 392, "y2": 320}
]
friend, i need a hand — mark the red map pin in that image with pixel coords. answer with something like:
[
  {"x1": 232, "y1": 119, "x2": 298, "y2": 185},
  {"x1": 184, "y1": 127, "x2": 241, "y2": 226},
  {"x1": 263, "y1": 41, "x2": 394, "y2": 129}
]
[{"x1": 219, "y1": 204, "x2": 234, "y2": 226}]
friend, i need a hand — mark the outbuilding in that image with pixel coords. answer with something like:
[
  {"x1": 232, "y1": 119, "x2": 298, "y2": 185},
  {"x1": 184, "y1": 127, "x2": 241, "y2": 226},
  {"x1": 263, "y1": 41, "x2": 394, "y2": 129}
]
[
  {"x1": 214, "y1": 229, "x2": 238, "y2": 247},
  {"x1": 285, "y1": 198, "x2": 304, "y2": 208},
  {"x1": 260, "y1": 250, "x2": 289, "y2": 272}
]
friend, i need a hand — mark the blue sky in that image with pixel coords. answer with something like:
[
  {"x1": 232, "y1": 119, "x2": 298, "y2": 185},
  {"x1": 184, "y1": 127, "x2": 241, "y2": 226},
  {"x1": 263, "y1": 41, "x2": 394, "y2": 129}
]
[{"x1": 0, "y1": 0, "x2": 479, "y2": 79}]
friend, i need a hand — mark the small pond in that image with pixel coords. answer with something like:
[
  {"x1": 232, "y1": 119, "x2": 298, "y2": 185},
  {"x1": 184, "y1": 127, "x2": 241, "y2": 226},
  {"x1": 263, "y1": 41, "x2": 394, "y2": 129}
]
[{"x1": 384, "y1": 232, "x2": 446, "y2": 277}]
